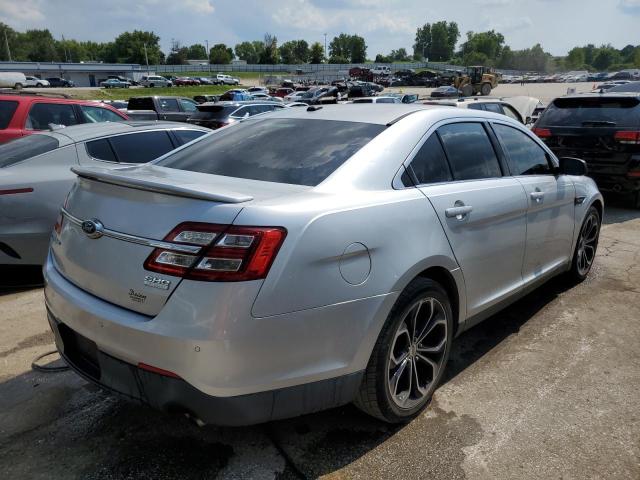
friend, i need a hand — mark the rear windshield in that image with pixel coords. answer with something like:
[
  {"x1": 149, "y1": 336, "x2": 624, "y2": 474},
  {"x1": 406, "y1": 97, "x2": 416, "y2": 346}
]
[
  {"x1": 0, "y1": 134, "x2": 59, "y2": 168},
  {"x1": 0, "y1": 100, "x2": 18, "y2": 129},
  {"x1": 538, "y1": 97, "x2": 640, "y2": 127},
  {"x1": 191, "y1": 105, "x2": 237, "y2": 120},
  {"x1": 156, "y1": 118, "x2": 385, "y2": 186}
]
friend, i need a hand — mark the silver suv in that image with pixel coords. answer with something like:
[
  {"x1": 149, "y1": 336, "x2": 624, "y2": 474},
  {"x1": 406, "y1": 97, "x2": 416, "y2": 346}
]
[
  {"x1": 139, "y1": 75, "x2": 172, "y2": 88},
  {"x1": 45, "y1": 105, "x2": 602, "y2": 426}
]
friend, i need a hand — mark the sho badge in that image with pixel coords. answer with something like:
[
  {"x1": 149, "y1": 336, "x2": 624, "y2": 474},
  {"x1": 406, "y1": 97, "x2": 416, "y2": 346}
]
[{"x1": 144, "y1": 275, "x2": 171, "y2": 290}]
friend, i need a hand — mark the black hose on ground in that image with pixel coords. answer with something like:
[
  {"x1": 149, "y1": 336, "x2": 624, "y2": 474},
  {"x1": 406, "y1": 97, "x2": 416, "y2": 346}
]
[{"x1": 31, "y1": 350, "x2": 70, "y2": 373}]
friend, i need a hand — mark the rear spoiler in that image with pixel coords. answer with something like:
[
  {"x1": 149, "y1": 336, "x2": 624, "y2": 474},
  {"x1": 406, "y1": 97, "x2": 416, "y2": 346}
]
[{"x1": 71, "y1": 166, "x2": 253, "y2": 203}]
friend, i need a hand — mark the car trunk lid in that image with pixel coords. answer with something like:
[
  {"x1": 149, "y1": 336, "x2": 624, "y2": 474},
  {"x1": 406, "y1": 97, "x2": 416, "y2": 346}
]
[{"x1": 51, "y1": 165, "x2": 296, "y2": 316}]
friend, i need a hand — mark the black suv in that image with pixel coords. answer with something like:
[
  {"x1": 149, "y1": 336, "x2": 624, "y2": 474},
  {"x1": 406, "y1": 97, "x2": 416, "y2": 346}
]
[
  {"x1": 187, "y1": 101, "x2": 285, "y2": 129},
  {"x1": 46, "y1": 77, "x2": 75, "y2": 87},
  {"x1": 533, "y1": 93, "x2": 640, "y2": 207}
]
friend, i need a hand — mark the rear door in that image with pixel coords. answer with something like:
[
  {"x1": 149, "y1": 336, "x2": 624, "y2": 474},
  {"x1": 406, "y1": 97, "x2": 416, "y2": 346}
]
[
  {"x1": 492, "y1": 122, "x2": 576, "y2": 282},
  {"x1": 157, "y1": 98, "x2": 183, "y2": 121},
  {"x1": 411, "y1": 121, "x2": 528, "y2": 317}
]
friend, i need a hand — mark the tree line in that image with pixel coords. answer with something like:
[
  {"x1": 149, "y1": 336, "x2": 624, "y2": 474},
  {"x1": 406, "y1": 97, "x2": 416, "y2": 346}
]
[{"x1": 1, "y1": 21, "x2": 638, "y2": 72}]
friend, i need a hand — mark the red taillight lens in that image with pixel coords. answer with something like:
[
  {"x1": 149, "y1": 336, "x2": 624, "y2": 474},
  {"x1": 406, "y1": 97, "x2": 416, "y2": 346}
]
[
  {"x1": 532, "y1": 127, "x2": 551, "y2": 138},
  {"x1": 614, "y1": 130, "x2": 640, "y2": 144},
  {"x1": 143, "y1": 223, "x2": 286, "y2": 282}
]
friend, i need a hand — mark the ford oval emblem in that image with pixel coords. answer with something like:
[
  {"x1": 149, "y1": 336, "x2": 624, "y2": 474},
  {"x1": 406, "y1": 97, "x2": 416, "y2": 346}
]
[{"x1": 81, "y1": 219, "x2": 104, "y2": 239}]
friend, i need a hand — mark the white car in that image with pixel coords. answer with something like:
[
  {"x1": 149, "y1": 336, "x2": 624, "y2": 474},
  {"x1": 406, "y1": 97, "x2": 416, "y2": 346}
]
[
  {"x1": 215, "y1": 74, "x2": 240, "y2": 85},
  {"x1": 283, "y1": 91, "x2": 307, "y2": 102},
  {"x1": 351, "y1": 96, "x2": 401, "y2": 104},
  {"x1": 371, "y1": 66, "x2": 392, "y2": 76},
  {"x1": 24, "y1": 76, "x2": 50, "y2": 88},
  {"x1": 139, "y1": 75, "x2": 172, "y2": 88}
]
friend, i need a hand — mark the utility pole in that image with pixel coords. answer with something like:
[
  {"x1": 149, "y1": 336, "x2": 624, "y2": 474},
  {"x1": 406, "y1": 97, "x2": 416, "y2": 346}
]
[
  {"x1": 4, "y1": 29, "x2": 11, "y2": 62},
  {"x1": 205, "y1": 39, "x2": 210, "y2": 74},
  {"x1": 143, "y1": 43, "x2": 150, "y2": 73},
  {"x1": 62, "y1": 35, "x2": 69, "y2": 62},
  {"x1": 324, "y1": 33, "x2": 327, "y2": 62}
]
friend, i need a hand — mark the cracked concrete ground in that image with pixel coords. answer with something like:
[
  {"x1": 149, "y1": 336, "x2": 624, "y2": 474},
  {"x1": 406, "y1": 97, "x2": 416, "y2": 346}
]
[{"x1": 0, "y1": 202, "x2": 638, "y2": 479}]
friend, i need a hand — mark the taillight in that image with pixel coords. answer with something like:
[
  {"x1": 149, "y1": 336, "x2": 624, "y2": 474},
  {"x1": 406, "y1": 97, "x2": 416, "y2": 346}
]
[
  {"x1": 532, "y1": 127, "x2": 551, "y2": 138},
  {"x1": 143, "y1": 222, "x2": 286, "y2": 282},
  {"x1": 614, "y1": 130, "x2": 640, "y2": 144}
]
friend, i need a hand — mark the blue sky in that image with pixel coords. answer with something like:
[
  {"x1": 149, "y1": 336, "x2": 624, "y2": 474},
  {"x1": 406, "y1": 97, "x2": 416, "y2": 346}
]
[{"x1": 0, "y1": 0, "x2": 638, "y2": 57}]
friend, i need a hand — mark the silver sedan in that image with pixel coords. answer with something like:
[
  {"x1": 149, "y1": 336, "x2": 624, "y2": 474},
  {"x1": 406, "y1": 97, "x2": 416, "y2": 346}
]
[
  {"x1": 44, "y1": 105, "x2": 602, "y2": 425},
  {"x1": 0, "y1": 122, "x2": 210, "y2": 267}
]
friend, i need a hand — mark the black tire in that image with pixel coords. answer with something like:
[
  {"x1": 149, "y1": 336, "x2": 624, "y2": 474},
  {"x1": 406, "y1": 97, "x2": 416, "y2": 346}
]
[
  {"x1": 633, "y1": 191, "x2": 640, "y2": 210},
  {"x1": 149, "y1": 83, "x2": 154, "y2": 88},
  {"x1": 14, "y1": 83, "x2": 23, "y2": 90},
  {"x1": 566, "y1": 206, "x2": 601, "y2": 283},
  {"x1": 481, "y1": 83, "x2": 491, "y2": 95},
  {"x1": 461, "y1": 84, "x2": 473, "y2": 97},
  {"x1": 354, "y1": 278, "x2": 454, "y2": 423},
  {"x1": 36, "y1": 83, "x2": 43, "y2": 88}
]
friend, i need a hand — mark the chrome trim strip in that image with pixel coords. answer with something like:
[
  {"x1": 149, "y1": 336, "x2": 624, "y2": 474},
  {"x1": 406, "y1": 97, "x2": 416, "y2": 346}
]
[{"x1": 60, "y1": 208, "x2": 202, "y2": 254}]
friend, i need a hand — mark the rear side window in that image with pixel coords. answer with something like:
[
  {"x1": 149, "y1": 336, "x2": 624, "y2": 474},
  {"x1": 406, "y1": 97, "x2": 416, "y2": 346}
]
[
  {"x1": 27, "y1": 103, "x2": 78, "y2": 130},
  {"x1": 0, "y1": 100, "x2": 18, "y2": 129},
  {"x1": 156, "y1": 118, "x2": 385, "y2": 186},
  {"x1": 86, "y1": 138, "x2": 116, "y2": 162},
  {"x1": 80, "y1": 105, "x2": 124, "y2": 123},
  {"x1": 438, "y1": 123, "x2": 502, "y2": 180},
  {"x1": 539, "y1": 97, "x2": 640, "y2": 127},
  {"x1": 0, "y1": 135, "x2": 59, "y2": 167},
  {"x1": 173, "y1": 129, "x2": 207, "y2": 145},
  {"x1": 110, "y1": 131, "x2": 175, "y2": 164},
  {"x1": 408, "y1": 134, "x2": 453, "y2": 185},
  {"x1": 159, "y1": 98, "x2": 179, "y2": 111},
  {"x1": 178, "y1": 99, "x2": 197, "y2": 112},
  {"x1": 494, "y1": 124, "x2": 552, "y2": 176}
]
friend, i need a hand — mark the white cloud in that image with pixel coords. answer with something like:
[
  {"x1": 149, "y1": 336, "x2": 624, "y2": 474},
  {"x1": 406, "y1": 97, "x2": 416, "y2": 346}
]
[
  {"x1": 0, "y1": 0, "x2": 45, "y2": 25},
  {"x1": 619, "y1": 0, "x2": 640, "y2": 13}
]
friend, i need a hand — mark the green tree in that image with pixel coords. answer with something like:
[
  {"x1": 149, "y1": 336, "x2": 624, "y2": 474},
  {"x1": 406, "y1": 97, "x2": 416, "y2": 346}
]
[
  {"x1": 375, "y1": 53, "x2": 392, "y2": 63},
  {"x1": 329, "y1": 34, "x2": 366, "y2": 63},
  {"x1": 209, "y1": 43, "x2": 233, "y2": 64},
  {"x1": 279, "y1": 40, "x2": 309, "y2": 64},
  {"x1": 461, "y1": 30, "x2": 504, "y2": 65},
  {"x1": 309, "y1": 41, "x2": 324, "y2": 63},
  {"x1": 413, "y1": 23, "x2": 431, "y2": 60},
  {"x1": 259, "y1": 33, "x2": 278, "y2": 64},
  {"x1": 23, "y1": 29, "x2": 60, "y2": 61},
  {"x1": 187, "y1": 43, "x2": 207, "y2": 59},
  {"x1": 390, "y1": 48, "x2": 410, "y2": 61},
  {"x1": 110, "y1": 30, "x2": 163, "y2": 64},
  {"x1": 593, "y1": 45, "x2": 621, "y2": 70},
  {"x1": 235, "y1": 41, "x2": 257, "y2": 63},
  {"x1": 166, "y1": 39, "x2": 188, "y2": 65},
  {"x1": 565, "y1": 47, "x2": 585, "y2": 69}
]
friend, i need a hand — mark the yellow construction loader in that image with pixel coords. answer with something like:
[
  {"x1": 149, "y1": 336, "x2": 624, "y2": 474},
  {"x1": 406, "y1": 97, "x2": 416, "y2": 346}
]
[{"x1": 453, "y1": 66, "x2": 501, "y2": 96}]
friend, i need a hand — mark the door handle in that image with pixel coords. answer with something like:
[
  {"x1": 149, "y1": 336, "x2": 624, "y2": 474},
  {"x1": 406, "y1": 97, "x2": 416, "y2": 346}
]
[
  {"x1": 530, "y1": 190, "x2": 545, "y2": 203},
  {"x1": 445, "y1": 205, "x2": 473, "y2": 219}
]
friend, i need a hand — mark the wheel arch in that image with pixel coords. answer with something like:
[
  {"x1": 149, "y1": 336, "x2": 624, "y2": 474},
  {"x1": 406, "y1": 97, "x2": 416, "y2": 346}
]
[
  {"x1": 591, "y1": 198, "x2": 603, "y2": 221},
  {"x1": 415, "y1": 266, "x2": 462, "y2": 336}
]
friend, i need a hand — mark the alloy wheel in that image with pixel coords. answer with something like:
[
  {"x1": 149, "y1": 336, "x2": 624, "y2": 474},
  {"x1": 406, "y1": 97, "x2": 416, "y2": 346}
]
[
  {"x1": 576, "y1": 211, "x2": 599, "y2": 276},
  {"x1": 387, "y1": 297, "x2": 448, "y2": 409}
]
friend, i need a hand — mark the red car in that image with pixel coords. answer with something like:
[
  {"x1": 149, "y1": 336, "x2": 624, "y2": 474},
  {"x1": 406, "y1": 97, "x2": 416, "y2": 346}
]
[
  {"x1": 0, "y1": 94, "x2": 128, "y2": 144},
  {"x1": 174, "y1": 77, "x2": 200, "y2": 86},
  {"x1": 273, "y1": 88, "x2": 294, "y2": 98}
]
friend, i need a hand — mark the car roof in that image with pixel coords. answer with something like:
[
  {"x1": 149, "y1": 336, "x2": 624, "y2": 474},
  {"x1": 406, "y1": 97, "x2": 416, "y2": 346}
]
[
  {"x1": 252, "y1": 103, "x2": 462, "y2": 125},
  {"x1": 0, "y1": 94, "x2": 105, "y2": 105},
  {"x1": 39, "y1": 121, "x2": 209, "y2": 143},
  {"x1": 200, "y1": 100, "x2": 282, "y2": 107},
  {"x1": 561, "y1": 92, "x2": 640, "y2": 100}
]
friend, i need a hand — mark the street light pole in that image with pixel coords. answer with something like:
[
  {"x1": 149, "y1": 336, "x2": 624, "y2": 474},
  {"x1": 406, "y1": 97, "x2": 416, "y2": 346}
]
[
  {"x1": 324, "y1": 33, "x2": 327, "y2": 62},
  {"x1": 205, "y1": 39, "x2": 210, "y2": 74}
]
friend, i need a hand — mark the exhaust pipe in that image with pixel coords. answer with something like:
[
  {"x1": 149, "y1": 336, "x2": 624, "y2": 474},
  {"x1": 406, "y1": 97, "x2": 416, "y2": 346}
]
[{"x1": 612, "y1": 184, "x2": 623, "y2": 193}]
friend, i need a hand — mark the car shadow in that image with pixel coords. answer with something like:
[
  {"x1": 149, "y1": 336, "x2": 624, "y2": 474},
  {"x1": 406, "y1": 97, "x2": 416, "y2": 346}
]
[
  {"x1": 0, "y1": 276, "x2": 579, "y2": 479},
  {"x1": 602, "y1": 194, "x2": 640, "y2": 225},
  {"x1": 0, "y1": 266, "x2": 44, "y2": 296}
]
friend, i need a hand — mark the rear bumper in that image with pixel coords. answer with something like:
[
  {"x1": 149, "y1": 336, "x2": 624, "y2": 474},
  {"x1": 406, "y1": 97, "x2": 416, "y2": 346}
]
[
  {"x1": 44, "y1": 250, "x2": 397, "y2": 415},
  {"x1": 47, "y1": 312, "x2": 362, "y2": 426}
]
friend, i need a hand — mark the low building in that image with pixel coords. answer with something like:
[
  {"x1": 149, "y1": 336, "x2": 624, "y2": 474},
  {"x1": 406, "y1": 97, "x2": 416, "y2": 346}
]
[{"x1": 0, "y1": 61, "x2": 146, "y2": 87}]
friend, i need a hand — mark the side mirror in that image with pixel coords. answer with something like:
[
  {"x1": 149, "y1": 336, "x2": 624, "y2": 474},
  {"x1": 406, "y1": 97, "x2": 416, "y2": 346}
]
[
  {"x1": 559, "y1": 157, "x2": 588, "y2": 176},
  {"x1": 525, "y1": 116, "x2": 532, "y2": 125}
]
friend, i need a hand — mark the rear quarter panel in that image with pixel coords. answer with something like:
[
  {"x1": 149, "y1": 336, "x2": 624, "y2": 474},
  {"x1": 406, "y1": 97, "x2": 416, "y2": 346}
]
[{"x1": 243, "y1": 188, "x2": 461, "y2": 319}]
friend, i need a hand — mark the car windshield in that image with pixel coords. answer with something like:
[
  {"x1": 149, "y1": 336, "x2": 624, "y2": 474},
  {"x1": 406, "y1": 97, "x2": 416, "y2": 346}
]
[
  {"x1": 538, "y1": 97, "x2": 640, "y2": 127},
  {"x1": 0, "y1": 135, "x2": 60, "y2": 168},
  {"x1": 156, "y1": 118, "x2": 385, "y2": 186}
]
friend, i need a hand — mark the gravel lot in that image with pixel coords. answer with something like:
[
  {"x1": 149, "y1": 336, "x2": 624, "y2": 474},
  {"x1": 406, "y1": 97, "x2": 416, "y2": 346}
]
[{"x1": 0, "y1": 197, "x2": 638, "y2": 479}]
